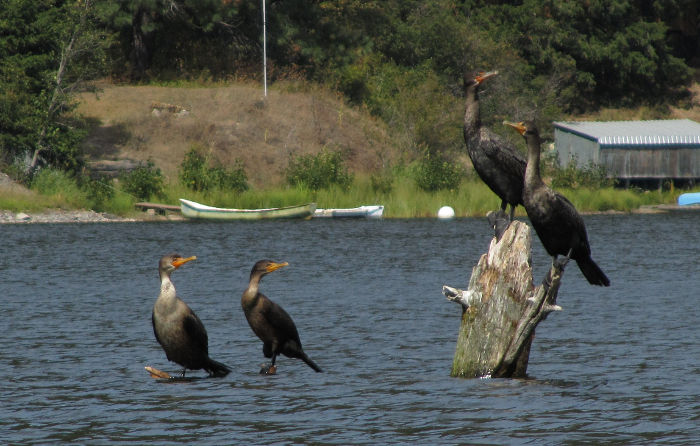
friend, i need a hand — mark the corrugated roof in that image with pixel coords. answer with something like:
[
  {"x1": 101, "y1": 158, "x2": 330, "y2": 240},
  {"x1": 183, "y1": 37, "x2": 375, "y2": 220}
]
[{"x1": 553, "y1": 119, "x2": 700, "y2": 147}]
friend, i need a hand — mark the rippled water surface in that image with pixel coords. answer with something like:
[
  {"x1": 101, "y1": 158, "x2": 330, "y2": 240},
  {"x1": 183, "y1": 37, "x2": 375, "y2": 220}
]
[{"x1": 2, "y1": 213, "x2": 700, "y2": 444}]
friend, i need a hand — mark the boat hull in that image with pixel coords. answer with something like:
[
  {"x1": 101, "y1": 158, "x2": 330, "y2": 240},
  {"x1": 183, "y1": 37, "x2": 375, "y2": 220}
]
[
  {"x1": 313, "y1": 205, "x2": 384, "y2": 219},
  {"x1": 678, "y1": 192, "x2": 700, "y2": 206},
  {"x1": 179, "y1": 199, "x2": 316, "y2": 220}
]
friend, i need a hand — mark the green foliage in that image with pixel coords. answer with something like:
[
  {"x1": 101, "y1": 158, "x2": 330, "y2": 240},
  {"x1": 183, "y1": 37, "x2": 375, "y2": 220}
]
[
  {"x1": 364, "y1": 62, "x2": 464, "y2": 153},
  {"x1": 208, "y1": 161, "x2": 249, "y2": 192},
  {"x1": 464, "y1": 0, "x2": 691, "y2": 111},
  {"x1": 178, "y1": 146, "x2": 249, "y2": 192},
  {"x1": 285, "y1": 148, "x2": 353, "y2": 191},
  {"x1": 370, "y1": 170, "x2": 394, "y2": 195},
  {"x1": 81, "y1": 176, "x2": 115, "y2": 212},
  {"x1": 542, "y1": 153, "x2": 615, "y2": 189},
  {"x1": 413, "y1": 149, "x2": 463, "y2": 192},
  {"x1": 31, "y1": 168, "x2": 78, "y2": 195},
  {"x1": 0, "y1": 0, "x2": 108, "y2": 173},
  {"x1": 179, "y1": 146, "x2": 211, "y2": 191},
  {"x1": 119, "y1": 160, "x2": 165, "y2": 200},
  {"x1": 98, "y1": 0, "x2": 256, "y2": 81},
  {"x1": 30, "y1": 168, "x2": 87, "y2": 207}
]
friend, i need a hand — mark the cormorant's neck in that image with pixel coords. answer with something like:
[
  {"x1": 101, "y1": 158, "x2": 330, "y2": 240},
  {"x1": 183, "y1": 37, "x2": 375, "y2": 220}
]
[
  {"x1": 158, "y1": 270, "x2": 176, "y2": 296},
  {"x1": 464, "y1": 84, "x2": 480, "y2": 139},
  {"x1": 242, "y1": 273, "x2": 263, "y2": 306},
  {"x1": 525, "y1": 133, "x2": 543, "y2": 188},
  {"x1": 155, "y1": 272, "x2": 178, "y2": 315}
]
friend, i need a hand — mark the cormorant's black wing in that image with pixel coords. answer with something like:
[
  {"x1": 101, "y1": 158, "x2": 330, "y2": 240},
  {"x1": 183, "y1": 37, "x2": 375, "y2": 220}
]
[
  {"x1": 480, "y1": 128, "x2": 527, "y2": 178},
  {"x1": 151, "y1": 311, "x2": 163, "y2": 346},
  {"x1": 182, "y1": 306, "x2": 209, "y2": 355},
  {"x1": 263, "y1": 297, "x2": 303, "y2": 346}
]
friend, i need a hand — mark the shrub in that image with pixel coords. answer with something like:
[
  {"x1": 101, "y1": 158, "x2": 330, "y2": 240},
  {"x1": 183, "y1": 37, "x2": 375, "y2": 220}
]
[
  {"x1": 209, "y1": 160, "x2": 249, "y2": 192},
  {"x1": 82, "y1": 176, "x2": 115, "y2": 211},
  {"x1": 285, "y1": 147, "x2": 353, "y2": 190},
  {"x1": 179, "y1": 146, "x2": 249, "y2": 192},
  {"x1": 179, "y1": 146, "x2": 211, "y2": 191},
  {"x1": 30, "y1": 168, "x2": 87, "y2": 207},
  {"x1": 120, "y1": 160, "x2": 165, "y2": 200},
  {"x1": 545, "y1": 154, "x2": 614, "y2": 189},
  {"x1": 413, "y1": 149, "x2": 463, "y2": 192},
  {"x1": 31, "y1": 168, "x2": 77, "y2": 195},
  {"x1": 370, "y1": 171, "x2": 394, "y2": 194}
]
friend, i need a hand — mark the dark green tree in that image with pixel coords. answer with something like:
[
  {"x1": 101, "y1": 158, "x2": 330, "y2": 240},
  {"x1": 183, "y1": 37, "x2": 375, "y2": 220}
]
[
  {"x1": 461, "y1": 0, "x2": 691, "y2": 110},
  {"x1": 98, "y1": 0, "x2": 258, "y2": 81},
  {"x1": 0, "y1": 0, "x2": 108, "y2": 176}
]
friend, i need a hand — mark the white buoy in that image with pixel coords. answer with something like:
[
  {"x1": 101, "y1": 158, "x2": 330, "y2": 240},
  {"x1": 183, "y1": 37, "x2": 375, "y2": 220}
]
[{"x1": 437, "y1": 206, "x2": 455, "y2": 219}]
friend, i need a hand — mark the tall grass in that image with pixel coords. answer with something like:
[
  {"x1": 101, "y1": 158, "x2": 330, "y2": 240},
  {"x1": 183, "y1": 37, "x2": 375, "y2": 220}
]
[
  {"x1": 149, "y1": 176, "x2": 698, "y2": 218},
  {"x1": 167, "y1": 175, "x2": 508, "y2": 218},
  {"x1": 3, "y1": 170, "x2": 692, "y2": 218},
  {"x1": 560, "y1": 187, "x2": 680, "y2": 212}
]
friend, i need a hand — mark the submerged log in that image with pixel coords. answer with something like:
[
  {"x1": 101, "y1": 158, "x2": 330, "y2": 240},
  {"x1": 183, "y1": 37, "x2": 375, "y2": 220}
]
[{"x1": 444, "y1": 220, "x2": 564, "y2": 378}]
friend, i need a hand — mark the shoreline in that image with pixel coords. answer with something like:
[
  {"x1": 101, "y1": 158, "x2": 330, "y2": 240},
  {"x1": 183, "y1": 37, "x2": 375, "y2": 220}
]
[
  {"x1": 0, "y1": 209, "x2": 184, "y2": 224},
  {"x1": 0, "y1": 203, "x2": 695, "y2": 224}
]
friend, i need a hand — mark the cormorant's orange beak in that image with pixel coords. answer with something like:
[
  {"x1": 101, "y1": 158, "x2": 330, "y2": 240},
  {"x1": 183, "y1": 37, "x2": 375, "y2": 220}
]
[
  {"x1": 504, "y1": 121, "x2": 527, "y2": 135},
  {"x1": 266, "y1": 261, "x2": 288, "y2": 273},
  {"x1": 475, "y1": 70, "x2": 498, "y2": 84},
  {"x1": 172, "y1": 256, "x2": 197, "y2": 268}
]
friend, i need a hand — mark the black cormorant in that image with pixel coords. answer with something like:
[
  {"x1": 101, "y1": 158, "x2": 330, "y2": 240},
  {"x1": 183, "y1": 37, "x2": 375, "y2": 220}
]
[
  {"x1": 464, "y1": 70, "x2": 527, "y2": 221},
  {"x1": 152, "y1": 254, "x2": 232, "y2": 377},
  {"x1": 242, "y1": 260, "x2": 322, "y2": 374},
  {"x1": 504, "y1": 121, "x2": 610, "y2": 286}
]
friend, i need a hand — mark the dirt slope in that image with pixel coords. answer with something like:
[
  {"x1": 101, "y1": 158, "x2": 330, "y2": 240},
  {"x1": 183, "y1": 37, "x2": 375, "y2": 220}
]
[{"x1": 77, "y1": 82, "x2": 399, "y2": 187}]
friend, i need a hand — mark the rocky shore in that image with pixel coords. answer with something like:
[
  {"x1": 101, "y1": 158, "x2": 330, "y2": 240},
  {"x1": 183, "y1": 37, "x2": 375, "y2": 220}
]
[{"x1": 0, "y1": 209, "x2": 138, "y2": 224}]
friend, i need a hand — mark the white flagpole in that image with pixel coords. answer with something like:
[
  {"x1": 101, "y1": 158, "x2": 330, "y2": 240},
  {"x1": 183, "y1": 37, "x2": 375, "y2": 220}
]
[{"x1": 262, "y1": 0, "x2": 267, "y2": 97}]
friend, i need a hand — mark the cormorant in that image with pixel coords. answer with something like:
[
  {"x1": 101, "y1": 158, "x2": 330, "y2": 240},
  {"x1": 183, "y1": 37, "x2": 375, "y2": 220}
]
[
  {"x1": 241, "y1": 260, "x2": 322, "y2": 374},
  {"x1": 152, "y1": 254, "x2": 231, "y2": 377},
  {"x1": 504, "y1": 121, "x2": 610, "y2": 286},
  {"x1": 464, "y1": 70, "x2": 527, "y2": 221}
]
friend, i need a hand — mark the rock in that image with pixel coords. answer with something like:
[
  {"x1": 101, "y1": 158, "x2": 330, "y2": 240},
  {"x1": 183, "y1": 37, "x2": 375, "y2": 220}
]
[{"x1": 86, "y1": 159, "x2": 143, "y2": 179}]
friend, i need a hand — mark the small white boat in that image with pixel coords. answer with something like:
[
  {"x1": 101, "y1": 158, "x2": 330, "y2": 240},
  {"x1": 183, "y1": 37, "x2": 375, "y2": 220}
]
[
  {"x1": 313, "y1": 205, "x2": 384, "y2": 219},
  {"x1": 180, "y1": 199, "x2": 316, "y2": 220}
]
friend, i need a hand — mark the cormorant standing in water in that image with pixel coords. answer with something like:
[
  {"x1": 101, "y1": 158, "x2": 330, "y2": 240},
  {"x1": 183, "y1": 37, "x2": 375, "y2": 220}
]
[
  {"x1": 242, "y1": 260, "x2": 322, "y2": 374},
  {"x1": 504, "y1": 121, "x2": 610, "y2": 286},
  {"x1": 152, "y1": 254, "x2": 231, "y2": 377},
  {"x1": 464, "y1": 70, "x2": 527, "y2": 222}
]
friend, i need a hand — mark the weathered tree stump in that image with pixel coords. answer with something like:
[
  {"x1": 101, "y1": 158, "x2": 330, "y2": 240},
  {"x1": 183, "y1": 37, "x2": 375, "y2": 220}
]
[{"x1": 443, "y1": 220, "x2": 564, "y2": 378}]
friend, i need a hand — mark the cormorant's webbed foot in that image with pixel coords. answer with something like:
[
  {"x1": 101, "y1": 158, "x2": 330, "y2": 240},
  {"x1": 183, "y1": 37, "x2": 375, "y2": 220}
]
[
  {"x1": 259, "y1": 363, "x2": 277, "y2": 375},
  {"x1": 487, "y1": 209, "x2": 510, "y2": 241}
]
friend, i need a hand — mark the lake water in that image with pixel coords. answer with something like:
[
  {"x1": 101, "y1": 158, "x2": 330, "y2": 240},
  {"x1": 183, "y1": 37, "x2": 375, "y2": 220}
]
[{"x1": 2, "y1": 213, "x2": 699, "y2": 444}]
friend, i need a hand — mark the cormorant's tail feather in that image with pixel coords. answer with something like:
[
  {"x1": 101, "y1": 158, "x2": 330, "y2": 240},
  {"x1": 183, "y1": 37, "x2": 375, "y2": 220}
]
[
  {"x1": 205, "y1": 357, "x2": 232, "y2": 377},
  {"x1": 578, "y1": 257, "x2": 610, "y2": 287},
  {"x1": 301, "y1": 353, "x2": 322, "y2": 373}
]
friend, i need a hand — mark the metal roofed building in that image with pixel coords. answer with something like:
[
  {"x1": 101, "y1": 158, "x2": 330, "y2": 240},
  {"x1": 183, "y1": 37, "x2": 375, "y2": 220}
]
[{"x1": 553, "y1": 119, "x2": 700, "y2": 186}]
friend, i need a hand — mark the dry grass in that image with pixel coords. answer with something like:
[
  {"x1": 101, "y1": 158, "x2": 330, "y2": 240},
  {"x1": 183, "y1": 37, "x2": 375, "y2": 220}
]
[{"x1": 76, "y1": 81, "x2": 400, "y2": 188}]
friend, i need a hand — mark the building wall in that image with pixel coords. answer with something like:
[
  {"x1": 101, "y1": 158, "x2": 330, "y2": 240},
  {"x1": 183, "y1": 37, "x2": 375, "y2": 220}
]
[
  {"x1": 555, "y1": 128, "x2": 700, "y2": 180},
  {"x1": 554, "y1": 129, "x2": 599, "y2": 167},
  {"x1": 600, "y1": 147, "x2": 700, "y2": 179}
]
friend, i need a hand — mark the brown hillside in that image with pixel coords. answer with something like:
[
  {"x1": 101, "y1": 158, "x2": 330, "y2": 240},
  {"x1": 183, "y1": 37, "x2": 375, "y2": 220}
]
[{"x1": 76, "y1": 82, "x2": 400, "y2": 187}]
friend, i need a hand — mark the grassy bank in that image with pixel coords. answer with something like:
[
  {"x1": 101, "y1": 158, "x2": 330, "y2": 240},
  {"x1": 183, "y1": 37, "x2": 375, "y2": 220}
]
[{"x1": 1, "y1": 171, "x2": 691, "y2": 219}]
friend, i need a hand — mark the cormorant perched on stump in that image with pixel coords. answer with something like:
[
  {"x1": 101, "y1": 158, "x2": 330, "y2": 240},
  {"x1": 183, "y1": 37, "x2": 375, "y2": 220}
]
[
  {"x1": 241, "y1": 260, "x2": 322, "y2": 375},
  {"x1": 152, "y1": 254, "x2": 232, "y2": 377},
  {"x1": 464, "y1": 70, "x2": 527, "y2": 221},
  {"x1": 504, "y1": 121, "x2": 610, "y2": 286}
]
